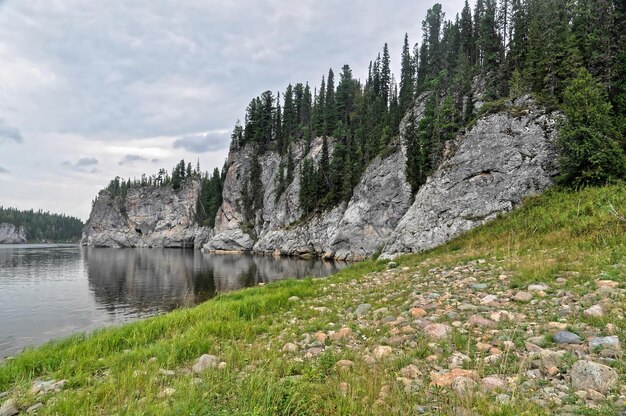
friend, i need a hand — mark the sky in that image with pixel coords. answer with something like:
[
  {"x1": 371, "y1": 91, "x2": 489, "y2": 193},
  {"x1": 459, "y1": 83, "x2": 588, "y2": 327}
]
[{"x1": 0, "y1": 0, "x2": 464, "y2": 220}]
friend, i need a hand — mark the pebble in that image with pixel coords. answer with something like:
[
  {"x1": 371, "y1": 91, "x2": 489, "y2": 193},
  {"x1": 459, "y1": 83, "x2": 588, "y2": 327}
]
[
  {"x1": 480, "y1": 295, "x2": 498, "y2": 304},
  {"x1": 192, "y1": 354, "x2": 220, "y2": 373},
  {"x1": 512, "y1": 291, "x2": 533, "y2": 302},
  {"x1": 158, "y1": 388, "x2": 175, "y2": 398},
  {"x1": 553, "y1": 331, "x2": 582, "y2": 344},
  {"x1": 584, "y1": 305, "x2": 603, "y2": 318},
  {"x1": 589, "y1": 336, "x2": 619, "y2": 350},
  {"x1": 399, "y1": 364, "x2": 420, "y2": 379},
  {"x1": 481, "y1": 376, "x2": 506, "y2": 391},
  {"x1": 26, "y1": 403, "x2": 43, "y2": 414},
  {"x1": 528, "y1": 284, "x2": 549, "y2": 292},
  {"x1": 373, "y1": 345, "x2": 393, "y2": 359},
  {"x1": 329, "y1": 327, "x2": 353, "y2": 341},
  {"x1": 410, "y1": 308, "x2": 427, "y2": 318},
  {"x1": 282, "y1": 342, "x2": 299, "y2": 353},
  {"x1": 353, "y1": 303, "x2": 372, "y2": 317},
  {"x1": 0, "y1": 399, "x2": 18, "y2": 416},
  {"x1": 470, "y1": 283, "x2": 489, "y2": 291},
  {"x1": 430, "y1": 369, "x2": 478, "y2": 387},
  {"x1": 423, "y1": 323, "x2": 452, "y2": 340},
  {"x1": 288, "y1": 296, "x2": 300, "y2": 302},
  {"x1": 570, "y1": 360, "x2": 619, "y2": 393}
]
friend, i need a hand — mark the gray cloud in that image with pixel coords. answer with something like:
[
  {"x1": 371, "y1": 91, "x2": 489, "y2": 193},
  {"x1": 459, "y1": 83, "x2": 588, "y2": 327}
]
[
  {"x1": 119, "y1": 154, "x2": 148, "y2": 165},
  {"x1": 173, "y1": 131, "x2": 230, "y2": 153},
  {"x1": 62, "y1": 157, "x2": 99, "y2": 172},
  {"x1": 0, "y1": 166, "x2": 9, "y2": 173},
  {"x1": 0, "y1": 119, "x2": 23, "y2": 143}
]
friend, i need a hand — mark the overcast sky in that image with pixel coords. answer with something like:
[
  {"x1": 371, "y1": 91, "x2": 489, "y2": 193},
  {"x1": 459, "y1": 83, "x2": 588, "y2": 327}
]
[{"x1": 0, "y1": 0, "x2": 463, "y2": 220}]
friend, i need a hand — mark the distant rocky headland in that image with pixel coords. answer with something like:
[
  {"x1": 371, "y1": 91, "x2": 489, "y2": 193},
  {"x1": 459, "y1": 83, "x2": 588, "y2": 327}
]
[{"x1": 0, "y1": 223, "x2": 27, "y2": 244}]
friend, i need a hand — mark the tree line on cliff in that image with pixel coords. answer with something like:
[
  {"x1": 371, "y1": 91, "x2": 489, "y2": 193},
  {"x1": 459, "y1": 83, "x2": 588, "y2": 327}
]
[{"x1": 230, "y1": 0, "x2": 625, "y2": 219}]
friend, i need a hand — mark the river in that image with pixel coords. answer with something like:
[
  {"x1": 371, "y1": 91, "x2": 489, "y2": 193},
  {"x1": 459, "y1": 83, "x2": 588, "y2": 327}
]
[{"x1": 0, "y1": 244, "x2": 347, "y2": 358}]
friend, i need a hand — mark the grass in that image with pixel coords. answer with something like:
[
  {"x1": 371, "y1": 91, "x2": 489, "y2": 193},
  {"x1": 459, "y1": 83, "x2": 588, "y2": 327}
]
[{"x1": 1, "y1": 185, "x2": 625, "y2": 415}]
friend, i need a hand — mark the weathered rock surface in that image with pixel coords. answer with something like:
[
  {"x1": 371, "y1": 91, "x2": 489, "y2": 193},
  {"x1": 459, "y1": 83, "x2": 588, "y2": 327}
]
[
  {"x1": 81, "y1": 179, "x2": 210, "y2": 248},
  {"x1": 381, "y1": 96, "x2": 559, "y2": 258},
  {"x1": 205, "y1": 135, "x2": 413, "y2": 260},
  {"x1": 569, "y1": 360, "x2": 619, "y2": 393},
  {"x1": 84, "y1": 96, "x2": 558, "y2": 259},
  {"x1": 0, "y1": 223, "x2": 27, "y2": 244}
]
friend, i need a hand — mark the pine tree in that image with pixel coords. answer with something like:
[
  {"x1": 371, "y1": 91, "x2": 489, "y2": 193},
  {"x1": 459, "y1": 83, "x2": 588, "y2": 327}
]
[
  {"x1": 325, "y1": 68, "x2": 337, "y2": 135},
  {"x1": 557, "y1": 68, "x2": 626, "y2": 186},
  {"x1": 380, "y1": 43, "x2": 391, "y2": 107},
  {"x1": 399, "y1": 33, "x2": 415, "y2": 117}
]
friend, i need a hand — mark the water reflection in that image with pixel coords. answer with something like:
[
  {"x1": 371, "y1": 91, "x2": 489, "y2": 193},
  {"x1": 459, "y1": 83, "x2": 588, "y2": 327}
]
[
  {"x1": 0, "y1": 245, "x2": 347, "y2": 357},
  {"x1": 84, "y1": 248, "x2": 346, "y2": 314}
]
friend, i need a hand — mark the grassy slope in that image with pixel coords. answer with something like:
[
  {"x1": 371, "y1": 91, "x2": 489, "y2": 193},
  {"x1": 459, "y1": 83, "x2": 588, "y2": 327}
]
[{"x1": 0, "y1": 185, "x2": 625, "y2": 415}]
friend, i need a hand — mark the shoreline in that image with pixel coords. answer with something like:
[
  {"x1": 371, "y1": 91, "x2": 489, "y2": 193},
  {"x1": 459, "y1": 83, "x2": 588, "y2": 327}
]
[{"x1": 0, "y1": 186, "x2": 624, "y2": 415}]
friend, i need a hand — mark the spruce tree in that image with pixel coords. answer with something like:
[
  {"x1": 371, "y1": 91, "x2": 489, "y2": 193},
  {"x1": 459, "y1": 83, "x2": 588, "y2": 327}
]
[
  {"x1": 325, "y1": 68, "x2": 337, "y2": 135},
  {"x1": 399, "y1": 33, "x2": 415, "y2": 117},
  {"x1": 558, "y1": 68, "x2": 626, "y2": 187}
]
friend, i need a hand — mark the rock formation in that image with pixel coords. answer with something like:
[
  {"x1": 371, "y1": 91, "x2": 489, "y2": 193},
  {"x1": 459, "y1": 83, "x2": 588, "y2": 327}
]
[
  {"x1": 82, "y1": 96, "x2": 559, "y2": 258},
  {"x1": 0, "y1": 223, "x2": 27, "y2": 244},
  {"x1": 381, "y1": 96, "x2": 559, "y2": 258},
  {"x1": 81, "y1": 179, "x2": 210, "y2": 248}
]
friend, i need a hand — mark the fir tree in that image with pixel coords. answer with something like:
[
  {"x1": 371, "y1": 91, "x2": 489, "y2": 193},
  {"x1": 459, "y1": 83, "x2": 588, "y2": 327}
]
[{"x1": 557, "y1": 68, "x2": 626, "y2": 186}]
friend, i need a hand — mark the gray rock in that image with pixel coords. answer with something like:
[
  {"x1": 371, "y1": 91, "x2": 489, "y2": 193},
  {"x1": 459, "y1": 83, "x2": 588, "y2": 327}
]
[
  {"x1": 584, "y1": 305, "x2": 603, "y2": 318},
  {"x1": 192, "y1": 354, "x2": 220, "y2": 373},
  {"x1": 381, "y1": 96, "x2": 558, "y2": 258},
  {"x1": 353, "y1": 303, "x2": 372, "y2": 317},
  {"x1": 512, "y1": 291, "x2": 533, "y2": 303},
  {"x1": 0, "y1": 223, "x2": 27, "y2": 244},
  {"x1": 553, "y1": 331, "x2": 582, "y2": 345},
  {"x1": 470, "y1": 283, "x2": 489, "y2": 291},
  {"x1": 82, "y1": 179, "x2": 209, "y2": 249},
  {"x1": 569, "y1": 360, "x2": 619, "y2": 393},
  {"x1": 589, "y1": 336, "x2": 620, "y2": 350},
  {"x1": 26, "y1": 403, "x2": 43, "y2": 414},
  {"x1": 0, "y1": 399, "x2": 17, "y2": 416}
]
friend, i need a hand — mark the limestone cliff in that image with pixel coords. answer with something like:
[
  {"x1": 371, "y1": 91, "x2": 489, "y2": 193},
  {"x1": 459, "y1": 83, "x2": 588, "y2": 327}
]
[
  {"x1": 83, "y1": 95, "x2": 558, "y2": 258},
  {"x1": 381, "y1": 96, "x2": 559, "y2": 258},
  {"x1": 204, "y1": 95, "x2": 558, "y2": 260},
  {"x1": 0, "y1": 223, "x2": 27, "y2": 244},
  {"x1": 81, "y1": 179, "x2": 211, "y2": 248}
]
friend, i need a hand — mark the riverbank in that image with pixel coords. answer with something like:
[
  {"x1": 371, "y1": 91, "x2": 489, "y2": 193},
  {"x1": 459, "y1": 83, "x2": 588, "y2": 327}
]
[{"x1": 1, "y1": 186, "x2": 625, "y2": 415}]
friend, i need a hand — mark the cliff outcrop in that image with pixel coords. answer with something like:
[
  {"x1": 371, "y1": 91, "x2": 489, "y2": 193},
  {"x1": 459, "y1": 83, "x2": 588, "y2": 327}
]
[
  {"x1": 81, "y1": 179, "x2": 211, "y2": 248},
  {"x1": 203, "y1": 95, "x2": 558, "y2": 260},
  {"x1": 0, "y1": 223, "x2": 27, "y2": 244},
  {"x1": 83, "y1": 96, "x2": 559, "y2": 258}
]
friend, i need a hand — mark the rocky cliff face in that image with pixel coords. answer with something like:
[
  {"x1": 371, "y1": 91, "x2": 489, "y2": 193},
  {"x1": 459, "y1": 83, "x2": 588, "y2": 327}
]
[
  {"x1": 0, "y1": 223, "x2": 27, "y2": 244},
  {"x1": 83, "y1": 96, "x2": 558, "y2": 258},
  {"x1": 381, "y1": 96, "x2": 559, "y2": 258},
  {"x1": 81, "y1": 179, "x2": 211, "y2": 248},
  {"x1": 204, "y1": 95, "x2": 558, "y2": 260}
]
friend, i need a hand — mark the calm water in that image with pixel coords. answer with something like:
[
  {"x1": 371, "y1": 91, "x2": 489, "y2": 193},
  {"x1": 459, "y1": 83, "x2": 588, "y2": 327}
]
[{"x1": 0, "y1": 244, "x2": 347, "y2": 357}]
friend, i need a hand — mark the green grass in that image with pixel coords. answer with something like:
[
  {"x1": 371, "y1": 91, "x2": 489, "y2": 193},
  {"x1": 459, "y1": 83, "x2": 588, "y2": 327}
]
[{"x1": 1, "y1": 185, "x2": 625, "y2": 415}]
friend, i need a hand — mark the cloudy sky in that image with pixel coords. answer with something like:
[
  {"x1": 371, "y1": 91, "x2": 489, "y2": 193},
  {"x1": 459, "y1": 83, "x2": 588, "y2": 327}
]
[{"x1": 0, "y1": 0, "x2": 463, "y2": 220}]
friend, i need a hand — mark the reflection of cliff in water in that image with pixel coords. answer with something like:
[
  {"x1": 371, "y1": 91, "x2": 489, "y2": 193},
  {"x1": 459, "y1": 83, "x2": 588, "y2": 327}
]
[{"x1": 83, "y1": 248, "x2": 347, "y2": 317}]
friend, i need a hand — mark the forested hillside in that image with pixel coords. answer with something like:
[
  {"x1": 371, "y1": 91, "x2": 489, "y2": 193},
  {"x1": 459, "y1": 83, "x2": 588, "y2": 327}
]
[
  {"x1": 230, "y1": 0, "x2": 625, "y2": 216},
  {"x1": 0, "y1": 207, "x2": 84, "y2": 242}
]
